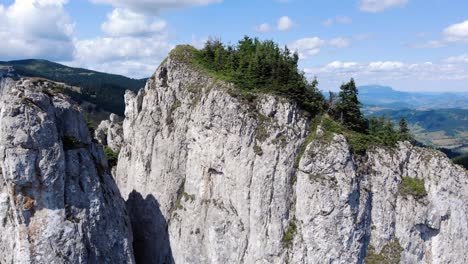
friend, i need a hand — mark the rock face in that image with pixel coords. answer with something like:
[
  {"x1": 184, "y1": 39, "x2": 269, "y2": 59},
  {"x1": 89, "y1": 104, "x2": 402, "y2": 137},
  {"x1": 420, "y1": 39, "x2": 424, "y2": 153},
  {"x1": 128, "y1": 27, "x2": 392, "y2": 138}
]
[
  {"x1": 0, "y1": 78, "x2": 134, "y2": 263},
  {"x1": 95, "y1": 113, "x2": 124, "y2": 152},
  {"x1": 114, "y1": 50, "x2": 468, "y2": 264}
]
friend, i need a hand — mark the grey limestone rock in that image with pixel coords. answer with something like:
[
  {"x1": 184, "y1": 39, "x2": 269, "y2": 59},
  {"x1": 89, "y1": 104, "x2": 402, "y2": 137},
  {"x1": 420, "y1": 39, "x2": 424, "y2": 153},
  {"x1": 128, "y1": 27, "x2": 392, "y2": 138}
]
[{"x1": 0, "y1": 77, "x2": 135, "y2": 264}]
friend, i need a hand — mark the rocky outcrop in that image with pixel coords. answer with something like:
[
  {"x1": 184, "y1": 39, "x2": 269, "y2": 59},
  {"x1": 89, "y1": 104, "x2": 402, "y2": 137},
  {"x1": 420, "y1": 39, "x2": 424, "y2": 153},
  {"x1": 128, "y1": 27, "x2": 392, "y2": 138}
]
[
  {"x1": 95, "y1": 113, "x2": 124, "y2": 152},
  {"x1": 114, "y1": 49, "x2": 468, "y2": 264},
  {"x1": 115, "y1": 53, "x2": 308, "y2": 263},
  {"x1": 0, "y1": 78, "x2": 134, "y2": 263},
  {"x1": 293, "y1": 135, "x2": 467, "y2": 264}
]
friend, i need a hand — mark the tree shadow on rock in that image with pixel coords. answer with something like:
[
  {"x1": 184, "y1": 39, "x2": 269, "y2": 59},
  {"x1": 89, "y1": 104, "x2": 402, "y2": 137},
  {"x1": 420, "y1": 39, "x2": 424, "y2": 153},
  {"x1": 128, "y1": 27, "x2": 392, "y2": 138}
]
[{"x1": 126, "y1": 190, "x2": 174, "y2": 264}]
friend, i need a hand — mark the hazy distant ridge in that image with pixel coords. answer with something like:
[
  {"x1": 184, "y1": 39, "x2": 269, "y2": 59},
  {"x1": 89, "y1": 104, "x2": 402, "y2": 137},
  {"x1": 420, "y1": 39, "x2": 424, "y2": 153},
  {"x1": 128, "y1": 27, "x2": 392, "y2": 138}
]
[{"x1": 358, "y1": 85, "x2": 468, "y2": 109}]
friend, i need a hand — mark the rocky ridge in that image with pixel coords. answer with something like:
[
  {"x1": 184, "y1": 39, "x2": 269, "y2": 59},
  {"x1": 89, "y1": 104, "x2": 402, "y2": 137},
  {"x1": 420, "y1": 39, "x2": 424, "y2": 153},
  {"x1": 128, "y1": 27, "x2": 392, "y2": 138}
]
[{"x1": 106, "y1": 48, "x2": 468, "y2": 264}]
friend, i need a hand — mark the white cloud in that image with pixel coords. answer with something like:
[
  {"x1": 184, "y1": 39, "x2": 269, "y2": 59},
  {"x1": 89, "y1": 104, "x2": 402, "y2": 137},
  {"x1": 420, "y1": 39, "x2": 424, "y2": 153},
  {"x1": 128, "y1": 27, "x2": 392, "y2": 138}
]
[
  {"x1": 408, "y1": 40, "x2": 445, "y2": 49},
  {"x1": 329, "y1": 37, "x2": 351, "y2": 48},
  {"x1": 443, "y1": 20, "x2": 468, "y2": 42},
  {"x1": 0, "y1": 0, "x2": 74, "y2": 60},
  {"x1": 445, "y1": 54, "x2": 468, "y2": 64},
  {"x1": 90, "y1": 0, "x2": 222, "y2": 14},
  {"x1": 289, "y1": 37, "x2": 325, "y2": 58},
  {"x1": 305, "y1": 60, "x2": 468, "y2": 85},
  {"x1": 289, "y1": 36, "x2": 353, "y2": 58},
  {"x1": 407, "y1": 20, "x2": 468, "y2": 48},
  {"x1": 71, "y1": 5, "x2": 174, "y2": 77},
  {"x1": 254, "y1": 23, "x2": 273, "y2": 33},
  {"x1": 74, "y1": 0, "x2": 222, "y2": 77},
  {"x1": 72, "y1": 35, "x2": 173, "y2": 77},
  {"x1": 277, "y1": 16, "x2": 294, "y2": 31},
  {"x1": 102, "y1": 8, "x2": 166, "y2": 37},
  {"x1": 323, "y1": 16, "x2": 352, "y2": 27},
  {"x1": 359, "y1": 0, "x2": 409, "y2": 13},
  {"x1": 368, "y1": 61, "x2": 405, "y2": 71}
]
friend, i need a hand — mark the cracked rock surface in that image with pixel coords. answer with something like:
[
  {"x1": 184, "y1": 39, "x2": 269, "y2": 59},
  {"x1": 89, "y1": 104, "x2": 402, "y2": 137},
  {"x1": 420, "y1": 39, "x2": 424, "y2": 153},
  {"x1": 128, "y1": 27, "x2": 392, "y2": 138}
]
[{"x1": 0, "y1": 78, "x2": 134, "y2": 264}]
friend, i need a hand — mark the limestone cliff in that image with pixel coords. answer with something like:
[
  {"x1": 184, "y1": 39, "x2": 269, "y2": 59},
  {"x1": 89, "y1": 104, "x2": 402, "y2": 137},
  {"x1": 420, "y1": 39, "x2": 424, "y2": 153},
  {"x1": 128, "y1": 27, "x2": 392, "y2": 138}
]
[
  {"x1": 0, "y1": 77, "x2": 134, "y2": 263},
  {"x1": 113, "y1": 48, "x2": 468, "y2": 264}
]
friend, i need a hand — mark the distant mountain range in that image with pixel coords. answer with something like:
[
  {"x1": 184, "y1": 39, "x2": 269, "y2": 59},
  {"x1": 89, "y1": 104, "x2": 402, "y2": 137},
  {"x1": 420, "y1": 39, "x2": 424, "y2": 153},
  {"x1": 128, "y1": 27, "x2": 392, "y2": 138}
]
[{"x1": 358, "y1": 85, "x2": 468, "y2": 109}]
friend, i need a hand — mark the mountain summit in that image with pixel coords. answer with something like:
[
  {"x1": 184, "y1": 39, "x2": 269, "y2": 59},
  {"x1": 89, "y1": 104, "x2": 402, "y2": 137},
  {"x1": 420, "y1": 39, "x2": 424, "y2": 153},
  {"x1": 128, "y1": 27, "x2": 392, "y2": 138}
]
[{"x1": 109, "y1": 46, "x2": 467, "y2": 263}]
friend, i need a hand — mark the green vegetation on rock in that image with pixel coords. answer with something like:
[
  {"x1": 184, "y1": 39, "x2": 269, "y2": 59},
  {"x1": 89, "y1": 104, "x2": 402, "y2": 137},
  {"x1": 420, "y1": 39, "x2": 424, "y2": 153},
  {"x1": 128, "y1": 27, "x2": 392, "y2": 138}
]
[
  {"x1": 365, "y1": 239, "x2": 404, "y2": 264},
  {"x1": 311, "y1": 115, "x2": 407, "y2": 155},
  {"x1": 399, "y1": 177, "x2": 427, "y2": 199},
  {"x1": 104, "y1": 146, "x2": 119, "y2": 167},
  {"x1": 171, "y1": 38, "x2": 325, "y2": 116},
  {"x1": 62, "y1": 135, "x2": 87, "y2": 150},
  {"x1": 282, "y1": 218, "x2": 297, "y2": 248},
  {"x1": 453, "y1": 153, "x2": 468, "y2": 170}
]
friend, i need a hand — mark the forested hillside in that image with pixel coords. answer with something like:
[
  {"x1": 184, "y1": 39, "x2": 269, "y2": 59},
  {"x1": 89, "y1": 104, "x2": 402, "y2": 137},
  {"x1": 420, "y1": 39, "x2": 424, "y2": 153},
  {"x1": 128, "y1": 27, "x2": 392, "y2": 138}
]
[{"x1": 367, "y1": 108, "x2": 467, "y2": 154}]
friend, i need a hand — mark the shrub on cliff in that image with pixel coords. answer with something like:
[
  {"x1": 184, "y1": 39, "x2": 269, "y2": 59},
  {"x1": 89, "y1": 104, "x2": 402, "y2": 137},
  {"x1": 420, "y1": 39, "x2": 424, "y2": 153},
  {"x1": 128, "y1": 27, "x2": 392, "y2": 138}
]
[
  {"x1": 399, "y1": 177, "x2": 427, "y2": 199},
  {"x1": 104, "y1": 146, "x2": 119, "y2": 167}
]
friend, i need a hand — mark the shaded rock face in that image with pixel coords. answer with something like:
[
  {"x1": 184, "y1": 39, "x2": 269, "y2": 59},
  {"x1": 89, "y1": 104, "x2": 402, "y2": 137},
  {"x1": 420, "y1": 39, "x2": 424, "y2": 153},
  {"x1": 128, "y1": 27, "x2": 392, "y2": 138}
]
[
  {"x1": 115, "y1": 55, "x2": 468, "y2": 264},
  {"x1": 0, "y1": 78, "x2": 134, "y2": 263}
]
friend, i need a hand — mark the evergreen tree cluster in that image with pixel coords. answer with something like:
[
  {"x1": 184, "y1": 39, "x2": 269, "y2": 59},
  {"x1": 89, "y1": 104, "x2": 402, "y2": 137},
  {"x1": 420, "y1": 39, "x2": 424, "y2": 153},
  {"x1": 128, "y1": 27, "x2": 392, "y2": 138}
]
[
  {"x1": 332, "y1": 79, "x2": 367, "y2": 133},
  {"x1": 329, "y1": 78, "x2": 414, "y2": 146},
  {"x1": 196, "y1": 37, "x2": 324, "y2": 114},
  {"x1": 196, "y1": 37, "x2": 414, "y2": 150}
]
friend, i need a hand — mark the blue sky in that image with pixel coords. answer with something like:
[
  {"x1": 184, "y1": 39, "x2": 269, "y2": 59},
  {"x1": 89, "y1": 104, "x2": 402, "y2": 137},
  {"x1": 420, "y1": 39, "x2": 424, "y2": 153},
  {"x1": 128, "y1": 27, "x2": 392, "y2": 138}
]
[{"x1": 0, "y1": 0, "x2": 467, "y2": 92}]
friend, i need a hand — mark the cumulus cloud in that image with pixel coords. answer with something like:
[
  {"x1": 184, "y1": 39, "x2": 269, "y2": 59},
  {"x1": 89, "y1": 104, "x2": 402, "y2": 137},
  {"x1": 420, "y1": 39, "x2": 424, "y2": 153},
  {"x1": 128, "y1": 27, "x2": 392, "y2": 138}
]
[
  {"x1": 72, "y1": 0, "x2": 223, "y2": 76},
  {"x1": 254, "y1": 23, "x2": 273, "y2": 33},
  {"x1": 329, "y1": 37, "x2": 351, "y2": 48},
  {"x1": 0, "y1": 0, "x2": 74, "y2": 60},
  {"x1": 305, "y1": 60, "x2": 468, "y2": 85},
  {"x1": 359, "y1": 0, "x2": 409, "y2": 13},
  {"x1": 277, "y1": 16, "x2": 294, "y2": 31},
  {"x1": 289, "y1": 37, "x2": 325, "y2": 58},
  {"x1": 408, "y1": 20, "x2": 468, "y2": 49},
  {"x1": 90, "y1": 0, "x2": 222, "y2": 14},
  {"x1": 254, "y1": 16, "x2": 294, "y2": 33},
  {"x1": 323, "y1": 16, "x2": 352, "y2": 27},
  {"x1": 443, "y1": 20, "x2": 468, "y2": 42},
  {"x1": 71, "y1": 35, "x2": 172, "y2": 77},
  {"x1": 102, "y1": 8, "x2": 166, "y2": 37},
  {"x1": 445, "y1": 54, "x2": 468, "y2": 64},
  {"x1": 289, "y1": 36, "x2": 353, "y2": 58},
  {"x1": 71, "y1": 6, "x2": 173, "y2": 77},
  {"x1": 74, "y1": 35, "x2": 172, "y2": 64}
]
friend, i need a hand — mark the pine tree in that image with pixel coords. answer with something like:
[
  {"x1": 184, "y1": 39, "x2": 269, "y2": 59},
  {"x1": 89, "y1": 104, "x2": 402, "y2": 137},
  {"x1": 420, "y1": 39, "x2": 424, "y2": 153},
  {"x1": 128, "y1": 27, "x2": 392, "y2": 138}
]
[
  {"x1": 335, "y1": 79, "x2": 367, "y2": 132},
  {"x1": 399, "y1": 117, "x2": 413, "y2": 141}
]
